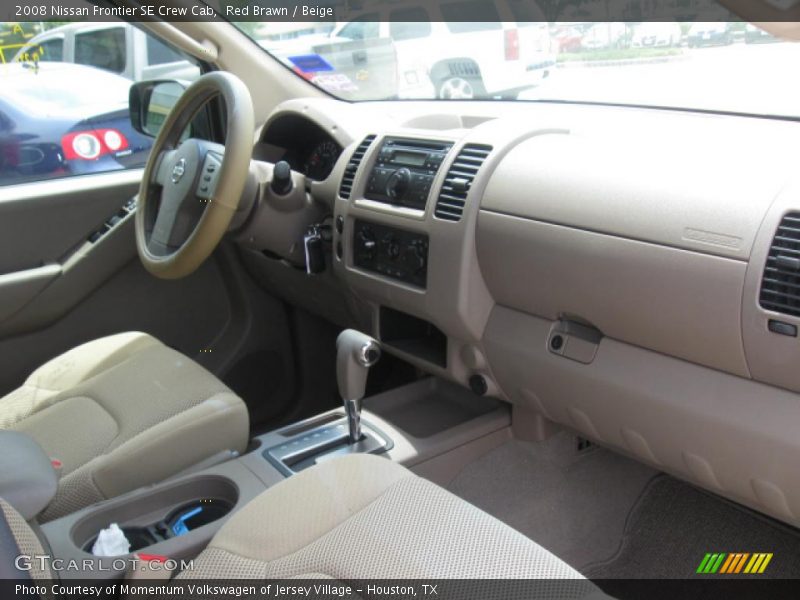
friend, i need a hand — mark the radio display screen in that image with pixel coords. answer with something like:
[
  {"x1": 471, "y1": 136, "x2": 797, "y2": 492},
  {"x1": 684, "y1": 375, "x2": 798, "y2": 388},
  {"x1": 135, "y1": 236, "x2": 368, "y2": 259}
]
[{"x1": 393, "y1": 151, "x2": 427, "y2": 167}]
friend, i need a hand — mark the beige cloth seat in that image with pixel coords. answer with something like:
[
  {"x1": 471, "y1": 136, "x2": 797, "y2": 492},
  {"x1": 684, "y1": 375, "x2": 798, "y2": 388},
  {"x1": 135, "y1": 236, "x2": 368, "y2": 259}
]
[
  {"x1": 178, "y1": 454, "x2": 605, "y2": 597},
  {"x1": 0, "y1": 332, "x2": 248, "y2": 522},
  {"x1": 1, "y1": 455, "x2": 605, "y2": 594}
]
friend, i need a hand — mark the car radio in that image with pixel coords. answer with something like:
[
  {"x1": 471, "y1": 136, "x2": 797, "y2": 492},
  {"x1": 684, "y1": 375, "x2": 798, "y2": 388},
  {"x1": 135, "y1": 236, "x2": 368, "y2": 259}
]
[{"x1": 364, "y1": 138, "x2": 452, "y2": 210}]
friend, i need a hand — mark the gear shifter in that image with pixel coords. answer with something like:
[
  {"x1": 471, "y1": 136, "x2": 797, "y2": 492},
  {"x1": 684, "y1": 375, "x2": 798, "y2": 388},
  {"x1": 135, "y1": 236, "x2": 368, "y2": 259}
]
[
  {"x1": 336, "y1": 329, "x2": 381, "y2": 444},
  {"x1": 263, "y1": 329, "x2": 391, "y2": 475}
]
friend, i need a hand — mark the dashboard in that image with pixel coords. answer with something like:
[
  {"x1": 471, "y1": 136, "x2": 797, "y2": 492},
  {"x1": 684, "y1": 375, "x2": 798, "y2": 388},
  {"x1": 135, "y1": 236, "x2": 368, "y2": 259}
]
[
  {"x1": 254, "y1": 113, "x2": 342, "y2": 181},
  {"x1": 241, "y1": 97, "x2": 800, "y2": 531}
]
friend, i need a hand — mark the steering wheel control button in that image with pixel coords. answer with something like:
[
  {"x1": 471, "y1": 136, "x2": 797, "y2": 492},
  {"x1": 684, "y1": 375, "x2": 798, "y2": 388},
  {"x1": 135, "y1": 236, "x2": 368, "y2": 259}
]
[{"x1": 196, "y1": 152, "x2": 222, "y2": 200}]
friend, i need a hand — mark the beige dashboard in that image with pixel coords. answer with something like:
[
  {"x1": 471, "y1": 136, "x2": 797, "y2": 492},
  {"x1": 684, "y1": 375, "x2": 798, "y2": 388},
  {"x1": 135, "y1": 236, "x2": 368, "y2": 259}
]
[{"x1": 243, "y1": 97, "x2": 800, "y2": 528}]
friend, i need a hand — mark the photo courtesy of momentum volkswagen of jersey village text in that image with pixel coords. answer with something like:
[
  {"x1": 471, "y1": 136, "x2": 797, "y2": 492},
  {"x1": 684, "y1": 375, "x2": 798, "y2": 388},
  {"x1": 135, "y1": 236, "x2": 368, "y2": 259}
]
[{"x1": 1, "y1": 1, "x2": 800, "y2": 599}]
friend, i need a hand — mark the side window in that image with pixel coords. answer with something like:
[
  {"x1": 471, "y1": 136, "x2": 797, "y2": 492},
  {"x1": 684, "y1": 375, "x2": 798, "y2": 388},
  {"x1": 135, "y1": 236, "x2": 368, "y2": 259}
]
[
  {"x1": 338, "y1": 15, "x2": 380, "y2": 41},
  {"x1": 75, "y1": 27, "x2": 127, "y2": 74},
  {"x1": 389, "y1": 9, "x2": 432, "y2": 41},
  {"x1": 10, "y1": 37, "x2": 62, "y2": 64},
  {"x1": 0, "y1": 20, "x2": 201, "y2": 187},
  {"x1": 37, "y1": 38, "x2": 64, "y2": 62},
  {"x1": 147, "y1": 36, "x2": 183, "y2": 66}
]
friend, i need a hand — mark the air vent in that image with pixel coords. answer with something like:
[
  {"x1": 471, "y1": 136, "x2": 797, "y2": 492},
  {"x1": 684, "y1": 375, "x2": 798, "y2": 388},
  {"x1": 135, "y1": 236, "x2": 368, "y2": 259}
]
[
  {"x1": 435, "y1": 144, "x2": 492, "y2": 222},
  {"x1": 339, "y1": 135, "x2": 375, "y2": 199},
  {"x1": 760, "y1": 212, "x2": 800, "y2": 317}
]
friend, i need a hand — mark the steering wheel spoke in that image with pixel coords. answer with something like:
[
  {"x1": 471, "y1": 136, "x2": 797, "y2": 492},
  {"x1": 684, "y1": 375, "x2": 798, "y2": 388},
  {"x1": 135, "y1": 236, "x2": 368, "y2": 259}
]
[
  {"x1": 152, "y1": 149, "x2": 179, "y2": 186},
  {"x1": 149, "y1": 196, "x2": 181, "y2": 252}
]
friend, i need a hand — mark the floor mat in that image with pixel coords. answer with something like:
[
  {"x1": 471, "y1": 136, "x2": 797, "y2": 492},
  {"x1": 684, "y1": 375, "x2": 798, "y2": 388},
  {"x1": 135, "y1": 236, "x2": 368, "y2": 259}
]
[
  {"x1": 586, "y1": 475, "x2": 800, "y2": 581},
  {"x1": 446, "y1": 433, "x2": 657, "y2": 570}
]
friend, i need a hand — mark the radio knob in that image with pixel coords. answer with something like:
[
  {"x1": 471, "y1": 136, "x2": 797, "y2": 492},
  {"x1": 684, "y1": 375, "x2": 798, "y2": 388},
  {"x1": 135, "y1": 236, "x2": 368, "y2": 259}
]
[{"x1": 386, "y1": 168, "x2": 411, "y2": 200}]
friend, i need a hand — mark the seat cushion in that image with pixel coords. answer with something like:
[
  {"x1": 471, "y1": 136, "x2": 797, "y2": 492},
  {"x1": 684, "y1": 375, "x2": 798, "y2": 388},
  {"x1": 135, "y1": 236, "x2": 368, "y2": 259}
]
[
  {"x1": 0, "y1": 332, "x2": 249, "y2": 521},
  {"x1": 179, "y1": 454, "x2": 601, "y2": 595},
  {"x1": 0, "y1": 498, "x2": 53, "y2": 582},
  {"x1": 0, "y1": 331, "x2": 158, "y2": 429}
]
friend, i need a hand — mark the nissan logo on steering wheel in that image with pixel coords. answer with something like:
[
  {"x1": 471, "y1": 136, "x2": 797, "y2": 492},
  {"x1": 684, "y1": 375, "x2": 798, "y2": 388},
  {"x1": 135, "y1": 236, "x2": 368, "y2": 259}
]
[{"x1": 171, "y1": 158, "x2": 186, "y2": 184}]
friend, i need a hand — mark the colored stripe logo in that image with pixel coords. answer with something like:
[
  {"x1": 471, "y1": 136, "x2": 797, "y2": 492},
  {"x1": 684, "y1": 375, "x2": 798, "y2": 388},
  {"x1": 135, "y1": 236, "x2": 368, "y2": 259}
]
[{"x1": 696, "y1": 552, "x2": 773, "y2": 574}]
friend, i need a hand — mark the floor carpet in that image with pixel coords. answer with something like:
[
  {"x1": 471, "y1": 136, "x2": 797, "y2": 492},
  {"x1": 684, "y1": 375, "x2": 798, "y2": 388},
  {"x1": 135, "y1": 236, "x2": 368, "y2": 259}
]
[
  {"x1": 446, "y1": 432, "x2": 658, "y2": 570},
  {"x1": 586, "y1": 475, "x2": 800, "y2": 581}
]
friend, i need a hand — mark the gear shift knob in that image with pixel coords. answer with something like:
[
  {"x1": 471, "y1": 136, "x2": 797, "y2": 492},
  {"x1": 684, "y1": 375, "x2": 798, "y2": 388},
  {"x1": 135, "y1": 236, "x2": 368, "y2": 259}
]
[{"x1": 336, "y1": 329, "x2": 380, "y2": 443}]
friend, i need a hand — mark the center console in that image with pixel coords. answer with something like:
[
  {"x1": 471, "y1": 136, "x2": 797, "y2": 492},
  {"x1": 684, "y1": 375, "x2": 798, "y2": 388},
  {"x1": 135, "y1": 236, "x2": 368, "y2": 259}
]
[
  {"x1": 34, "y1": 373, "x2": 508, "y2": 581},
  {"x1": 334, "y1": 130, "x2": 500, "y2": 400}
]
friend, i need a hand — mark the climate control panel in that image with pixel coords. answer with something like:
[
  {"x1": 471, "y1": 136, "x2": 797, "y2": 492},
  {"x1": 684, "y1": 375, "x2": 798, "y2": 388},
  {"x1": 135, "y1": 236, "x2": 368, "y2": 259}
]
[{"x1": 352, "y1": 220, "x2": 428, "y2": 288}]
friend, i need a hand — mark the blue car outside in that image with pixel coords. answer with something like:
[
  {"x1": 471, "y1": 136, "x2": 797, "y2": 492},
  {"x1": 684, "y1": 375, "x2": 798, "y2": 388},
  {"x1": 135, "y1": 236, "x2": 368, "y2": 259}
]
[{"x1": 0, "y1": 62, "x2": 153, "y2": 185}]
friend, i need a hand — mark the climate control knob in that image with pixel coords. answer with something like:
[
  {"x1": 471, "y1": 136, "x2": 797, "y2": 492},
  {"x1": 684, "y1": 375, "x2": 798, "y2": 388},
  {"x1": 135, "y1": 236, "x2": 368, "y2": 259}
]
[
  {"x1": 357, "y1": 227, "x2": 377, "y2": 261},
  {"x1": 403, "y1": 240, "x2": 427, "y2": 273},
  {"x1": 381, "y1": 234, "x2": 401, "y2": 260}
]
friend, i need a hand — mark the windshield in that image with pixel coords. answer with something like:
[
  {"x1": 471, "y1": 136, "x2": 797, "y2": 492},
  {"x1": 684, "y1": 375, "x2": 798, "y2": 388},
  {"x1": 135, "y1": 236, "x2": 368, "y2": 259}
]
[{"x1": 236, "y1": 16, "x2": 799, "y2": 118}]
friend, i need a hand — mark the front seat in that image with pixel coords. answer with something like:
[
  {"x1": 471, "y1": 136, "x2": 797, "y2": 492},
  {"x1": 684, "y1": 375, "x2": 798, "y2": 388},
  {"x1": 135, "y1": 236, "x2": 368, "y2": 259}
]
[
  {"x1": 0, "y1": 332, "x2": 248, "y2": 522},
  {"x1": 2, "y1": 455, "x2": 606, "y2": 598},
  {"x1": 177, "y1": 454, "x2": 605, "y2": 598}
]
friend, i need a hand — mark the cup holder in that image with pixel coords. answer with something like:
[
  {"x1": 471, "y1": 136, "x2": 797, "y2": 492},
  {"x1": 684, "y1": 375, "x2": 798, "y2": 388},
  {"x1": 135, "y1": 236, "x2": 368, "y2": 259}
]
[
  {"x1": 81, "y1": 499, "x2": 234, "y2": 553},
  {"x1": 72, "y1": 475, "x2": 238, "y2": 555},
  {"x1": 166, "y1": 499, "x2": 233, "y2": 534},
  {"x1": 83, "y1": 527, "x2": 157, "y2": 553}
]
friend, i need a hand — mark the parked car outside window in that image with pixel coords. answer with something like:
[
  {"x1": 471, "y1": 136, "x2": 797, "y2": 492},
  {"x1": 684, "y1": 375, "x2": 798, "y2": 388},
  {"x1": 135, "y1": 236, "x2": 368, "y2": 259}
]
[
  {"x1": 0, "y1": 63, "x2": 153, "y2": 184},
  {"x1": 0, "y1": 21, "x2": 200, "y2": 187}
]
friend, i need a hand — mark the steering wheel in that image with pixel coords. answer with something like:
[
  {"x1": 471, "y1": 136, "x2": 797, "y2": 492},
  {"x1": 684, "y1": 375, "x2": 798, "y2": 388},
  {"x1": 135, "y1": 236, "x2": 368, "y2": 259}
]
[{"x1": 135, "y1": 72, "x2": 254, "y2": 279}]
